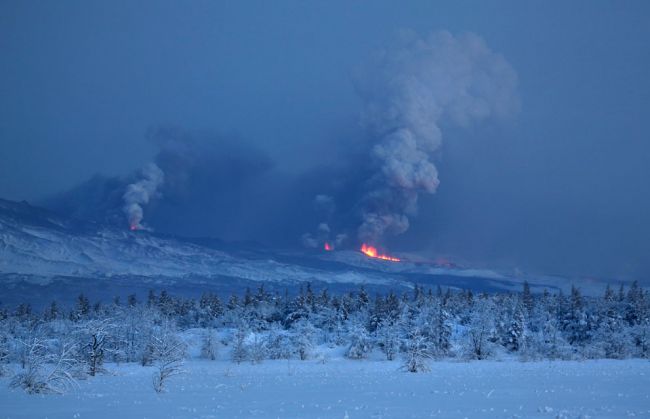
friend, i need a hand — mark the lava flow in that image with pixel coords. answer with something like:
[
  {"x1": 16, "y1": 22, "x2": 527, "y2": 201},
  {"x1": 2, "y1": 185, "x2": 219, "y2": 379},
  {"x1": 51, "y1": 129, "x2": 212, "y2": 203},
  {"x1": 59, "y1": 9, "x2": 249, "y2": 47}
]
[
  {"x1": 324, "y1": 242, "x2": 332, "y2": 251},
  {"x1": 360, "y1": 243, "x2": 400, "y2": 262}
]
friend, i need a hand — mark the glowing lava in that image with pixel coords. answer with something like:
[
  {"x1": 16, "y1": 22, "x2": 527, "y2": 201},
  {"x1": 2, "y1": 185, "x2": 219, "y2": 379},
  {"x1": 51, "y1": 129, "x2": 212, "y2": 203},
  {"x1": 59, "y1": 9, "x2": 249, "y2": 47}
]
[
  {"x1": 324, "y1": 242, "x2": 332, "y2": 251},
  {"x1": 360, "y1": 243, "x2": 400, "y2": 262},
  {"x1": 129, "y1": 224, "x2": 139, "y2": 231}
]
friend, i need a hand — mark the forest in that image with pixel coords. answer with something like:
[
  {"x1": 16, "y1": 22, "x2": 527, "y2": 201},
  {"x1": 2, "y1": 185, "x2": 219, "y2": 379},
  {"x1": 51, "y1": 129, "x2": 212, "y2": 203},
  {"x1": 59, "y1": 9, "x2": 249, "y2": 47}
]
[{"x1": 1, "y1": 281, "x2": 648, "y2": 394}]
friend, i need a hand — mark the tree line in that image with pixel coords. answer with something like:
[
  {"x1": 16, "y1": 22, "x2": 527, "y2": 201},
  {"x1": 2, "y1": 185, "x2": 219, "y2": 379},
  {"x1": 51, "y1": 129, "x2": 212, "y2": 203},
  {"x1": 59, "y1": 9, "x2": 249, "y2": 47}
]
[{"x1": 0, "y1": 281, "x2": 648, "y2": 393}]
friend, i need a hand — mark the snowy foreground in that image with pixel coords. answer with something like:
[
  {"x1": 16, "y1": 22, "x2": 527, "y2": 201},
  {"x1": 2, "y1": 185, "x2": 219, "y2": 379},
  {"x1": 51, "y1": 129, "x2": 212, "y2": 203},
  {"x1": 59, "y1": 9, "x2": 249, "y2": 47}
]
[{"x1": 1, "y1": 359, "x2": 649, "y2": 419}]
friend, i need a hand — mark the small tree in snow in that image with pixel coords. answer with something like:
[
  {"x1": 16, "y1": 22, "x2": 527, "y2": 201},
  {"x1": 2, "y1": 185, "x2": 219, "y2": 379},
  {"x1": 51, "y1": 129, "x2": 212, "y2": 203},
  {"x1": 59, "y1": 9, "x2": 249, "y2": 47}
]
[
  {"x1": 265, "y1": 322, "x2": 293, "y2": 360},
  {"x1": 418, "y1": 302, "x2": 452, "y2": 358},
  {"x1": 402, "y1": 328, "x2": 430, "y2": 373},
  {"x1": 200, "y1": 328, "x2": 218, "y2": 361},
  {"x1": 631, "y1": 321, "x2": 650, "y2": 359},
  {"x1": 377, "y1": 320, "x2": 399, "y2": 361},
  {"x1": 74, "y1": 319, "x2": 115, "y2": 376},
  {"x1": 11, "y1": 338, "x2": 77, "y2": 394},
  {"x1": 248, "y1": 333, "x2": 267, "y2": 364},
  {"x1": 231, "y1": 324, "x2": 248, "y2": 364},
  {"x1": 292, "y1": 318, "x2": 316, "y2": 360},
  {"x1": 150, "y1": 327, "x2": 187, "y2": 393},
  {"x1": 345, "y1": 321, "x2": 372, "y2": 360},
  {"x1": 503, "y1": 302, "x2": 527, "y2": 353}
]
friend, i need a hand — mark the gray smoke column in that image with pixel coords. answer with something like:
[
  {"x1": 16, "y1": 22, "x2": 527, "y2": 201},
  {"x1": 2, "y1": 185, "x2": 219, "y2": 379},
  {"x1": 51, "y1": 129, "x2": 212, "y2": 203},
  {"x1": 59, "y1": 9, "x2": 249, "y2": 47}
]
[
  {"x1": 122, "y1": 163, "x2": 164, "y2": 230},
  {"x1": 355, "y1": 30, "x2": 519, "y2": 243}
]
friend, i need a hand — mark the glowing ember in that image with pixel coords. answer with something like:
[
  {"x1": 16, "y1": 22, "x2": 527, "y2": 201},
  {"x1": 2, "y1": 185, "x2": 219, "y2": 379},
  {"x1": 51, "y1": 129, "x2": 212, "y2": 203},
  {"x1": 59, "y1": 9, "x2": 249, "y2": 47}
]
[
  {"x1": 324, "y1": 242, "x2": 332, "y2": 251},
  {"x1": 360, "y1": 243, "x2": 400, "y2": 262}
]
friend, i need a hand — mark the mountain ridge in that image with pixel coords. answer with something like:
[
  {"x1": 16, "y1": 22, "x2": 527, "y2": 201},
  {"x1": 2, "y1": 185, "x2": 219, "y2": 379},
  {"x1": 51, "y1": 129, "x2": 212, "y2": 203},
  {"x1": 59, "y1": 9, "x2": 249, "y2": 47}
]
[{"x1": 0, "y1": 198, "x2": 610, "y2": 306}]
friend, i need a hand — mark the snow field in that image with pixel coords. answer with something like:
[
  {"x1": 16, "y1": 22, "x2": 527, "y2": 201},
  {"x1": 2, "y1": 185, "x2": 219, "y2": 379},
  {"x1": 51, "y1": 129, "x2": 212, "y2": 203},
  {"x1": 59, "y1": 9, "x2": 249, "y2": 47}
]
[{"x1": 1, "y1": 358, "x2": 649, "y2": 418}]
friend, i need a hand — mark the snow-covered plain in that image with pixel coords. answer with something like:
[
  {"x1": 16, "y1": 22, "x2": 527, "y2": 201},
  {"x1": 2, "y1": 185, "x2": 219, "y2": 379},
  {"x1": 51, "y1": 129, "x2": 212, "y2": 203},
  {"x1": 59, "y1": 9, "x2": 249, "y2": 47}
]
[{"x1": 1, "y1": 359, "x2": 649, "y2": 418}]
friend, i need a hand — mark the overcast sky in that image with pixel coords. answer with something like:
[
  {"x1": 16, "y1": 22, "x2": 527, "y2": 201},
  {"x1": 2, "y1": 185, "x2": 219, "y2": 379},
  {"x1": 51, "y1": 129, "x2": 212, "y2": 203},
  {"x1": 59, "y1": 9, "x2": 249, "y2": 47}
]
[{"x1": 1, "y1": 1, "x2": 649, "y2": 280}]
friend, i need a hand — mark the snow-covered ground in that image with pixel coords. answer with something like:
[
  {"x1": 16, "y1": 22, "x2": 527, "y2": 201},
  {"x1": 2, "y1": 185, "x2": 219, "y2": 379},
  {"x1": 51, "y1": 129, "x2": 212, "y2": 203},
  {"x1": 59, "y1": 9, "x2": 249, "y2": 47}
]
[{"x1": 1, "y1": 359, "x2": 649, "y2": 418}]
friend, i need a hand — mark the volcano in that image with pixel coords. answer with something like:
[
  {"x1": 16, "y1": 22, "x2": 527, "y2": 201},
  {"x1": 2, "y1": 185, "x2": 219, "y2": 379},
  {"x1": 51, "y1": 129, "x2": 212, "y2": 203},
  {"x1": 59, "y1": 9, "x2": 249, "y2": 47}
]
[{"x1": 0, "y1": 197, "x2": 610, "y2": 307}]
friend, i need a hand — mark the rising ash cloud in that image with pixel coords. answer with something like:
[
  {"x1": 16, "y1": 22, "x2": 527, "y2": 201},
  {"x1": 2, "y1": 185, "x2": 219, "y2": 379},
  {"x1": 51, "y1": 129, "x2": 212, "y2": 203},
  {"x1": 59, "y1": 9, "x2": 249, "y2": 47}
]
[{"x1": 44, "y1": 31, "x2": 519, "y2": 251}]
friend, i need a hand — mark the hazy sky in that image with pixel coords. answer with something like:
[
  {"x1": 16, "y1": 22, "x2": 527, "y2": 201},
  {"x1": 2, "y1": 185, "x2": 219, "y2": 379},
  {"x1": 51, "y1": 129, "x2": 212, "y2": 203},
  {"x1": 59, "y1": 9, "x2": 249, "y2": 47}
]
[{"x1": 1, "y1": 1, "x2": 649, "y2": 280}]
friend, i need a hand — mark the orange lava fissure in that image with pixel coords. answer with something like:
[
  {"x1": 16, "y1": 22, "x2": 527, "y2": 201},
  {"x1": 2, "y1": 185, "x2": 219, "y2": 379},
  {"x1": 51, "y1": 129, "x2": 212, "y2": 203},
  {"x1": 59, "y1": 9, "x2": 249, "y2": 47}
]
[{"x1": 360, "y1": 243, "x2": 400, "y2": 262}]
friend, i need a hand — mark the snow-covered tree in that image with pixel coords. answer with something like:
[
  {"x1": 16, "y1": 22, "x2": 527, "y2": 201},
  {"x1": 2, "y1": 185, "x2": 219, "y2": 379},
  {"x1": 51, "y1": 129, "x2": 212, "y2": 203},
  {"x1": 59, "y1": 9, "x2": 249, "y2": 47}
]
[
  {"x1": 265, "y1": 322, "x2": 293, "y2": 360},
  {"x1": 248, "y1": 332, "x2": 267, "y2": 364},
  {"x1": 200, "y1": 327, "x2": 218, "y2": 361},
  {"x1": 117, "y1": 305, "x2": 155, "y2": 364},
  {"x1": 11, "y1": 338, "x2": 77, "y2": 394},
  {"x1": 501, "y1": 300, "x2": 527, "y2": 353},
  {"x1": 464, "y1": 296, "x2": 496, "y2": 360},
  {"x1": 419, "y1": 300, "x2": 452, "y2": 358},
  {"x1": 150, "y1": 325, "x2": 187, "y2": 393},
  {"x1": 563, "y1": 286, "x2": 590, "y2": 348},
  {"x1": 592, "y1": 287, "x2": 632, "y2": 359},
  {"x1": 292, "y1": 318, "x2": 316, "y2": 360},
  {"x1": 74, "y1": 318, "x2": 116, "y2": 376},
  {"x1": 632, "y1": 322, "x2": 650, "y2": 358},
  {"x1": 522, "y1": 281, "x2": 534, "y2": 314},
  {"x1": 345, "y1": 320, "x2": 372, "y2": 360},
  {"x1": 377, "y1": 319, "x2": 399, "y2": 361},
  {"x1": 525, "y1": 294, "x2": 571, "y2": 360},
  {"x1": 402, "y1": 328, "x2": 430, "y2": 373},
  {"x1": 231, "y1": 323, "x2": 248, "y2": 364},
  {"x1": 0, "y1": 320, "x2": 9, "y2": 376}
]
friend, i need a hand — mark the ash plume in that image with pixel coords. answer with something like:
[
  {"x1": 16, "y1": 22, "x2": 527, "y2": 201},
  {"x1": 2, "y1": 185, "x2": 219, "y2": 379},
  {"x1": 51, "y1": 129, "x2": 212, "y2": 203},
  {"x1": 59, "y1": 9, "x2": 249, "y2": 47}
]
[
  {"x1": 354, "y1": 30, "x2": 519, "y2": 243},
  {"x1": 42, "y1": 30, "x2": 519, "y2": 252},
  {"x1": 122, "y1": 163, "x2": 164, "y2": 230}
]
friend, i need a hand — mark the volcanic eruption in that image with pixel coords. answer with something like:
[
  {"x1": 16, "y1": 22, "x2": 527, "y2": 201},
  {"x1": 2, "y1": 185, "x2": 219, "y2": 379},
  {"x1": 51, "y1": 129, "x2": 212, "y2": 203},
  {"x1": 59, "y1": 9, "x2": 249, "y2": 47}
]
[
  {"x1": 302, "y1": 31, "x2": 518, "y2": 258},
  {"x1": 353, "y1": 30, "x2": 519, "y2": 244}
]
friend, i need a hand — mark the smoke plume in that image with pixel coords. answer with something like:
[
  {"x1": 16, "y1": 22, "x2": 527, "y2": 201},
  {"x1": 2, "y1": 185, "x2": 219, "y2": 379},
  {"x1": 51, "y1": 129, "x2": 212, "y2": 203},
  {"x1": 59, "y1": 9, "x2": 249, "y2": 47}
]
[
  {"x1": 354, "y1": 30, "x2": 519, "y2": 242},
  {"x1": 122, "y1": 163, "x2": 164, "y2": 230},
  {"x1": 45, "y1": 30, "x2": 519, "y2": 251}
]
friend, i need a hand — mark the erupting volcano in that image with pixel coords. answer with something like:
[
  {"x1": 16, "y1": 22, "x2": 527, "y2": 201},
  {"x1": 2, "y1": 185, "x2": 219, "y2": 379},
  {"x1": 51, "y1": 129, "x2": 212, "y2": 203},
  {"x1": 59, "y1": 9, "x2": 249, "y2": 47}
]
[
  {"x1": 360, "y1": 243, "x2": 400, "y2": 262},
  {"x1": 324, "y1": 242, "x2": 332, "y2": 251}
]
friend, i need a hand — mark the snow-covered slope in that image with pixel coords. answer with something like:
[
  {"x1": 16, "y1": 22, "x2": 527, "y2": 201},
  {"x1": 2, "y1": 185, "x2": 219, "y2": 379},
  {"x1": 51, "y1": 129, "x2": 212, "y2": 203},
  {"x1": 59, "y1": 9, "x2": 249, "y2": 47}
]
[
  {"x1": 0, "y1": 199, "x2": 402, "y2": 289},
  {"x1": 0, "y1": 198, "x2": 609, "y2": 305}
]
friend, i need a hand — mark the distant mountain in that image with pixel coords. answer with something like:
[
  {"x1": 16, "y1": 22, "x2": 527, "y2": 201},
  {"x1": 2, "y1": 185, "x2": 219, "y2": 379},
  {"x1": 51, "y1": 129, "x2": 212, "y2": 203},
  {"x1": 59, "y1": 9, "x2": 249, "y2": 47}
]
[{"x1": 0, "y1": 198, "x2": 607, "y2": 307}]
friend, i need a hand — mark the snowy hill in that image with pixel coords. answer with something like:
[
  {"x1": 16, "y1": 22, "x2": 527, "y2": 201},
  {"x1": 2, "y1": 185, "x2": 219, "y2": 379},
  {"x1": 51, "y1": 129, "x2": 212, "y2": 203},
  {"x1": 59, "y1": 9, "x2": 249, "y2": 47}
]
[{"x1": 0, "y1": 198, "x2": 607, "y2": 306}]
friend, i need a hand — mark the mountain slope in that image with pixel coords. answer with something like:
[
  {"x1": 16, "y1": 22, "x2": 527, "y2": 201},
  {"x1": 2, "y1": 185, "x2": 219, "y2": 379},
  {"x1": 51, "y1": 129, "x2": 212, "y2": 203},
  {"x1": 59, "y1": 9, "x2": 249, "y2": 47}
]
[{"x1": 0, "y1": 198, "x2": 605, "y2": 306}]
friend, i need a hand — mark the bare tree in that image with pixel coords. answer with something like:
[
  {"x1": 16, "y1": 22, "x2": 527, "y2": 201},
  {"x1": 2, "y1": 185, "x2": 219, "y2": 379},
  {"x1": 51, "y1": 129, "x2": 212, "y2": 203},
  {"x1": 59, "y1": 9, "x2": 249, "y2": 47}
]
[
  {"x1": 200, "y1": 327, "x2": 218, "y2": 361},
  {"x1": 150, "y1": 326, "x2": 186, "y2": 393},
  {"x1": 11, "y1": 338, "x2": 77, "y2": 394},
  {"x1": 74, "y1": 319, "x2": 116, "y2": 376}
]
